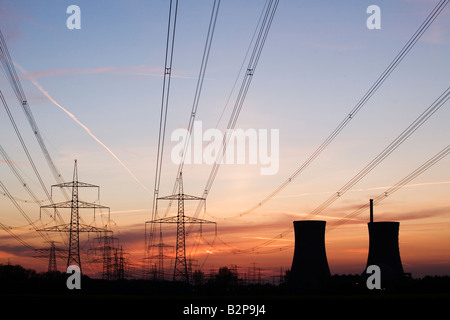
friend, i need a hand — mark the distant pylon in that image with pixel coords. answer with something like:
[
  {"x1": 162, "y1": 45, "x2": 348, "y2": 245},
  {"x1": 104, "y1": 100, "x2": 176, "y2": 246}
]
[
  {"x1": 95, "y1": 233, "x2": 118, "y2": 280},
  {"x1": 33, "y1": 241, "x2": 66, "y2": 276},
  {"x1": 113, "y1": 246, "x2": 125, "y2": 280},
  {"x1": 48, "y1": 241, "x2": 57, "y2": 274},
  {"x1": 146, "y1": 223, "x2": 173, "y2": 280},
  {"x1": 147, "y1": 172, "x2": 216, "y2": 283},
  {"x1": 38, "y1": 160, "x2": 111, "y2": 274}
]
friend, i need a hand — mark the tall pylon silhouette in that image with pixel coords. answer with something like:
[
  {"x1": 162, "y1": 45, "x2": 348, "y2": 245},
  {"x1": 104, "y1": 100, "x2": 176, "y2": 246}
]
[
  {"x1": 147, "y1": 172, "x2": 216, "y2": 283},
  {"x1": 38, "y1": 160, "x2": 111, "y2": 273}
]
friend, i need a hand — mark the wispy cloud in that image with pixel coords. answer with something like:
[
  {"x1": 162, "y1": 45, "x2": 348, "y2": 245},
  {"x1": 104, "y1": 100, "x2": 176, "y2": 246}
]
[
  {"x1": 382, "y1": 206, "x2": 450, "y2": 222},
  {"x1": 18, "y1": 65, "x2": 164, "y2": 78},
  {"x1": 0, "y1": 159, "x2": 28, "y2": 166},
  {"x1": 17, "y1": 65, "x2": 210, "y2": 81},
  {"x1": 19, "y1": 66, "x2": 120, "y2": 79},
  {"x1": 111, "y1": 209, "x2": 149, "y2": 214}
]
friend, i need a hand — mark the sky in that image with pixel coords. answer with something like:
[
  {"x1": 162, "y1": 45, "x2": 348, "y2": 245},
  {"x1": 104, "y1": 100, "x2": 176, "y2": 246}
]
[{"x1": 0, "y1": 0, "x2": 449, "y2": 279}]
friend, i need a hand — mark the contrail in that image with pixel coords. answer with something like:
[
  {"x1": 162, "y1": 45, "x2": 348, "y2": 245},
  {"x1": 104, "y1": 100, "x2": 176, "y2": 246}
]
[{"x1": 15, "y1": 63, "x2": 152, "y2": 195}]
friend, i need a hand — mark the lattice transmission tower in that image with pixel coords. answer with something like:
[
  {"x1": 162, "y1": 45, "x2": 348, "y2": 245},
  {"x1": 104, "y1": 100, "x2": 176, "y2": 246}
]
[
  {"x1": 38, "y1": 160, "x2": 111, "y2": 273},
  {"x1": 33, "y1": 241, "x2": 66, "y2": 275},
  {"x1": 145, "y1": 223, "x2": 173, "y2": 280},
  {"x1": 147, "y1": 172, "x2": 216, "y2": 283},
  {"x1": 92, "y1": 233, "x2": 119, "y2": 280}
]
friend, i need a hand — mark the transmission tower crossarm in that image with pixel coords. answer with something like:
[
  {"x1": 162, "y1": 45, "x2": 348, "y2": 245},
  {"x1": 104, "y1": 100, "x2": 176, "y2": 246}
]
[
  {"x1": 157, "y1": 194, "x2": 205, "y2": 201},
  {"x1": 148, "y1": 172, "x2": 215, "y2": 283},
  {"x1": 50, "y1": 180, "x2": 101, "y2": 199},
  {"x1": 52, "y1": 181, "x2": 99, "y2": 189},
  {"x1": 40, "y1": 200, "x2": 110, "y2": 220},
  {"x1": 41, "y1": 200, "x2": 109, "y2": 209},
  {"x1": 149, "y1": 215, "x2": 216, "y2": 225},
  {"x1": 37, "y1": 223, "x2": 111, "y2": 233}
]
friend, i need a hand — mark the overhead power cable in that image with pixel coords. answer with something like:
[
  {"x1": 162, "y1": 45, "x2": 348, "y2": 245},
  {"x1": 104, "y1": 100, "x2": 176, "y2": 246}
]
[
  {"x1": 233, "y1": 0, "x2": 449, "y2": 219},
  {"x1": 176, "y1": 0, "x2": 221, "y2": 176},
  {"x1": 185, "y1": 0, "x2": 279, "y2": 267},
  {"x1": 0, "y1": 90, "x2": 65, "y2": 224},
  {"x1": 163, "y1": 0, "x2": 221, "y2": 218},
  {"x1": 193, "y1": 0, "x2": 279, "y2": 218},
  {"x1": 0, "y1": 30, "x2": 69, "y2": 201},
  {"x1": 147, "y1": 0, "x2": 179, "y2": 255},
  {"x1": 151, "y1": 0, "x2": 179, "y2": 221},
  {"x1": 241, "y1": 143, "x2": 450, "y2": 254},
  {"x1": 304, "y1": 86, "x2": 450, "y2": 219},
  {"x1": 0, "y1": 220, "x2": 35, "y2": 250},
  {"x1": 327, "y1": 143, "x2": 450, "y2": 231},
  {"x1": 153, "y1": 1, "x2": 222, "y2": 267},
  {"x1": 235, "y1": 85, "x2": 450, "y2": 253},
  {"x1": 0, "y1": 144, "x2": 59, "y2": 221},
  {"x1": 0, "y1": 180, "x2": 51, "y2": 242}
]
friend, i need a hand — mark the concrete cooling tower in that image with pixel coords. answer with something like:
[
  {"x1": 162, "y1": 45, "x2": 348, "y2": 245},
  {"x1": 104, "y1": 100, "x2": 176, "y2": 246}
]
[
  {"x1": 290, "y1": 220, "x2": 330, "y2": 289},
  {"x1": 364, "y1": 199, "x2": 404, "y2": 281}
]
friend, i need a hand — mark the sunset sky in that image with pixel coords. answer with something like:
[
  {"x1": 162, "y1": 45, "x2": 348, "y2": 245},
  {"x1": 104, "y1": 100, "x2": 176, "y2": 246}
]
[{"x1": 0, "y1": 0, "x2": 449, "y2": 279}]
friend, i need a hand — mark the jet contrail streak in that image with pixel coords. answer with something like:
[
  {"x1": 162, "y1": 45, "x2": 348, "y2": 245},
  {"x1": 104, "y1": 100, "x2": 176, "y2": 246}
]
[{"x1": 16, "y1": 63, "x2": 152, "y2": 195}]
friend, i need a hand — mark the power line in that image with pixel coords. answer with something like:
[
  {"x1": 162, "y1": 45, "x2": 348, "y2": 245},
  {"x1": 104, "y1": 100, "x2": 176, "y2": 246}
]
[
  {"x1": 147, "y1": 0, "x2": 179, "y2": 261},
  {"x1": 245, "y1": 143, "x2": 450, "y2": 254},
  {"x1": 212, "y1": 0, "x2": 269, "y2": 135},
  {"x1": 193, "y1": 0, "x2": 279, "y2": 218},
  {"x1": 203, "y1": 0, "x2": 449, "y2": 257},
  {"x1": 176, "y1": 0, "x2": 221, "y2": 176},
  {"x1": 233, "y1": 0, "x2": 449, "y2": 219},
  {"x1": 0, "y1": 30, "x2": 69, "y2": 201},
  {"x1": 234, "y1": 85, "x2": 450, "y2": 254},
  {"x1": 304, "y1": 86, "x2": 450, "y2": 219},
  {"x1": 191, "y1": 0, "x2": 448, "y2": 255},
  {"x1": 0, "y1": 180, "x2": 51, "y2": 242},
  {"x1": 0, "y1": 89, "x2": 65, "y2": 224},
  {"x1": 0, "y1": 144, "x2": 61, "y2": 222},
  {"x1": 182, "y1": 0, "x2": 279, "y2": 268},
  {"x1": 150, "y1": 0, "x2": 179, "y2": 223},
  {"x1": 162, "y1": 0, "x2": 221, "y2": 218},
  {"x1": 0, "y1": 220, "x2": 35, "y2": 250},
  {"x1": 327, "y1": 144, "x2": 450, "y2": 231},
  {"x1": 147, "y1": 1, "x2": 222, "y2": 268}
]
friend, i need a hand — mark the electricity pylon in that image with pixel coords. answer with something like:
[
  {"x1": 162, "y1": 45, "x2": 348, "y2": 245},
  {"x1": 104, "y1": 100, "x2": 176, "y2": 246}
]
[
  {"x1": 113, "y1": 246, "x2": 126, "y2": 280},
  {"x1": 38, "y1": 160, "x2": 111, "y2": 273},
  {"x1": 145, "y1": 223, "x2": 174, "y2": 280},
  {"x1": 147, "y1": 172, "x2": 216, "y2": 283},
  {"x1": 33, "y1": 241, "x2": 66, "y2": 275},
  {"x1": 93, "y1": 233, "x2": 118, "y2": 280}
]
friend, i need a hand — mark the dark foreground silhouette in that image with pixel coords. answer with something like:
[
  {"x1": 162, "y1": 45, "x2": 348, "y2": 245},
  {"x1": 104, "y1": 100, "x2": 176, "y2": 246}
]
[{"x1": 1, "y1": 264, "x2": 448, "y2": 315}]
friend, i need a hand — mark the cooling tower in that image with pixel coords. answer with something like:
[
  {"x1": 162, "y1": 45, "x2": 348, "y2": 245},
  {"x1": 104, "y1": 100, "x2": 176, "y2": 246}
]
[
  {"x1": 364, "y1": 199, "x2": 404, "y2": 283},
  {"x1": 290, "y1": 220, "x2": 330, "y2": 289},
  {"x1": 365, "y1": 221, "x2": 404, "y2": 279}
]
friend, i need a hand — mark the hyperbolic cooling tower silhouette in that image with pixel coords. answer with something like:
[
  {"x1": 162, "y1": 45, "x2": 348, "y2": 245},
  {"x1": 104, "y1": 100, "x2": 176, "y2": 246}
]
[
  {"x1": 290, "y1": 220, "x2": 330, "y2": 288},
  {"x1": 364, "y1": 200, "x2": 404, "y2": 280}
]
